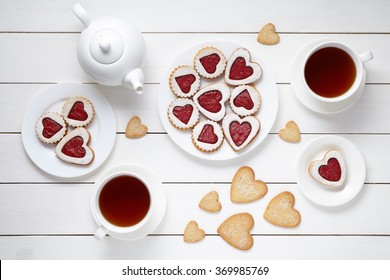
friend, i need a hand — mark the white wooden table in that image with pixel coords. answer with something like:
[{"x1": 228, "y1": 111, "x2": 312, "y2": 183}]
[{"x1": 1, "y1": 0, "x2": 390, "y2": 259}]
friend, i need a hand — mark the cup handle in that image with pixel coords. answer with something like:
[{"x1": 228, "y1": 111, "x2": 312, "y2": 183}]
[
  {"x1": 359, "y1": 51, "x2": 374, "y2": 63},
  {"x1": 94, "y1": 225, "x2": 108, "y2": 240}
]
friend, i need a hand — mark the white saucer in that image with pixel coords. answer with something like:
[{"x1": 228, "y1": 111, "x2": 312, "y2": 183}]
[
  {"x1": 297, "y1": 135, "x2": 366, "y2": 207},
  {"x1": 158, "y1": 41, "x2": 279, "y2": 161},
  {"x1": 21, "y1": 83, "x2": 116, "y2": 178},
  {"x1": 291, "y1": 40, "x2": 366, "y2": 114},
  {"x1": 91, "y1": 164, "x2": 166, "y2": 240}
]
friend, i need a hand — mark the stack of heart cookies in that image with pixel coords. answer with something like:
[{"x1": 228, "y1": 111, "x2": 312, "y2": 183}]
[{"x1": 167, "y1": 46, "x2": 263, "y2": 153}]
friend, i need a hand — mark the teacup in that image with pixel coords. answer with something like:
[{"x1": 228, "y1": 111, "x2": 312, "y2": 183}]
[
  {"x1": 91, "y1": 164, "x2": 166, "y2": 240},
  {"x1": 302, "y1": 41, "x2": 373, "y2": 104}
]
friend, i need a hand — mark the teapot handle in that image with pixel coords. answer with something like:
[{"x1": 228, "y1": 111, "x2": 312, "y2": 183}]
[{"x1": 72, "y1": 3, "x2": 92, "y2": 27}]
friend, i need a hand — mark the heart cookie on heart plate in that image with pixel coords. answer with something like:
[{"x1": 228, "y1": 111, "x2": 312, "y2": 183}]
[
  {"x1": 225, "y1": 48, "x2": 262, "y2": 86},
  {"x1": 168, "y1": 98, "x2": 199, "y2": 130},
  {"x1": 194, "y1": 46, "x2": 227, "y2": 79},
  {"x1": 192, "y1": 120, "x2": 224, "y2": 153},
  {"x1": 193, "y1": 83, "x2": 230, "y2": 122},
  {"x1": 222, "y1": 114, "x2": 260, "y2": 152},
  {"x1": 56, "y1": 127, "x2": 94, "y2": 165},
  {"x1": 309, "y1": 150, "x2": 346, "y2": 188},
  {"x1": 169, "y1": 65, "x2": 200, "y2": 98},
  {"x1": 229, "y1": 85, "x2": 261, "y2": 117},
  {"x1": 62, "y1": 96, "x2": 94, "y2": 127},
  {"x1": 36, "y1": 112, "x2": 67, "y2": 144}
]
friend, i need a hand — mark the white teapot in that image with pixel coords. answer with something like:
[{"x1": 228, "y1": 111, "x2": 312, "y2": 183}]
[{"x1": 72, "y1": 3, "x2": 146, "y2": 94}]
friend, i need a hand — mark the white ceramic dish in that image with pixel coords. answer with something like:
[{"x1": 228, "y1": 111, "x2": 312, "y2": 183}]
[
  {"x1": 91, "y1": 163, "x2": 166, "y2": 240},
  {"x1": 291, "y1": 40, "x2": 367, "y2": 114},
  {"x1": 158, "y1": 41, "x2": 279, "y2": 161},
  {"x1": 297, "y1": 135, "x2": 366, "y2": 207},
  {"x1": 21, "y1": 83, "x2": 116, "y2": 178}
]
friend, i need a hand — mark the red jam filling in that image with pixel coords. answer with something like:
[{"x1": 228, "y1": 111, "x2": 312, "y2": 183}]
[
  {"x1": 172, "y1": 104, "x2": 194, "y2": 124},
  {"x1": 197, "y1": 90, "x2": 222, "y2": 113},
  {"x1": 229, "y1": 57, "x2": 254, "y2": 80},
  {"x1": 175, "y1": 74, "x2": 196, "y2": 94},
  {"x1": 199, "y1": 53, "x2": 221, "y2": 74},
  {"x1": 319, "y1": 158, "x2": 342, "y2": 182},
  {"x1": 68, "y1": 101, "x2": 88, "y2": 121},
  {"x1": 198, "y1": 124, "x2": 218, "y2": 144},
  {"x1": 61, "y1": 136, "x2": 86, "y2": 158},
  {"x1": 229, "y1": 121, "x2": 252, "y2": 147},
  {"x1": 233, "y1": 89, "x2": 254, "y2": 110},
  {"x1": 42, "y1": 117, "x2": 63, "y2": 139}
]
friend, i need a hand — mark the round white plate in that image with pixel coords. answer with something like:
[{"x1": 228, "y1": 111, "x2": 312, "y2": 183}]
[
  {"x1": 297, "y1": 135, "x2": 366, "y2": 207},
  {"x1": 21, "y1": 83, "x2": 116, "y2": 178},
  {"x1": 91, "y1": 163, "x2": 166, "y2": 240},
  {"x1": 291, "y1": 40, "x2": 366, "y2": 114},
  {"x1": 158, "y1": 41, "x2": 278, "y2": 161}
]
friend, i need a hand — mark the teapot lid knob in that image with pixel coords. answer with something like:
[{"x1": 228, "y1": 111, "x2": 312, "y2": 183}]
[{"x1": 89, "y1": 29, "x2": 124, "y2": 64}]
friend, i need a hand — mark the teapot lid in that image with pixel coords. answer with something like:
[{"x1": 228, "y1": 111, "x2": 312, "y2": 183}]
[{"x1": 89, "y1": 29, "x2": 124, "y2": 64}]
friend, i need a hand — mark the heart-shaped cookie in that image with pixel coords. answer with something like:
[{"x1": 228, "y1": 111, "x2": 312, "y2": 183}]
[
  {"x1": 230, "y1": 85, "x2": 261, "y2": 117},
  {"x1": 169, "y1": 65, "x2": 200, "y2": 98},
  {"x1": 193, "y1": 83, "x2": 230, "y2": 122},
  {"x1": 222, "y1": 114, "x2": 260, "y2": 151},
  {"x1": 199, "y1": 191, "x2": 222, "y2": 213},
  {"x1": 231, "y1": 166, "x2": 268, "y2": 203},
  {"x1": 263, "y1": 191, "x2": 301, "y2": 228},
  {"x1": 194, "y1": 46, "x2": 227, "y2": 78},
  {"x1": 279, "y1": 120, "x2": 301, "y2": 143},
  {"x1": 184, "y1": 221, "x2": 205, "y2": 243},
  {"x1": 126, "y1": 116, "x2": 148, "y2": 138},
  {"x1": 55, "y1": 127, "x2": 94, "y2": 165},
  {"x1": 217, "y1": 213, "x2": 254, "y2": 250},
  {"x1": 309, "y1": 150, "x2": 346, "y2": 188},
  {"x1": 192, "y1": 120, "x2": 224, "y2": 153},
  {"x1": 257, "y1": 23, "x2": 280, "y2": 45},
  {"x1": 62, "y1": 97, "x2": 94, "y2": 127},
  {"x1": 36, "y1": 112, "x2": 67, "y2": 144},
  {"x1": 168, "y1": 98, "x2": 199, "y2": 130},
  {"x1": 225, "y1": 48, "x2": 262, "y2": 86}
]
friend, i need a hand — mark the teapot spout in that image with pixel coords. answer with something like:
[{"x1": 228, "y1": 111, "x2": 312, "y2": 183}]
[
  {"x1": 123, "y1": 68, "x2": 144, "y2": 94},
  {"x1": 72, "y1": 3, "x2": 92, "y2": 27}
]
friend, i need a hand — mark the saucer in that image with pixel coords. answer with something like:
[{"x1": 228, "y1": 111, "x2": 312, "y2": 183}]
[
  {"x1": 297, "y1": 135, "x2": 366, "y2": 207},
  {"x1": 91, "y1": 164, "x2": 166, "y2": 240},
  {"x1": 291, "y1": 40, "x2": 366, "y2": 114}
]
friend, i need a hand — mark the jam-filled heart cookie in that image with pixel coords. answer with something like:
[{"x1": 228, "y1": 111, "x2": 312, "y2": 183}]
[
  {"x1": 193, "y1": 83, "x2": 230, "y2": 122},
  {"x1": 309, "y1": 150, "x2": 346, "y2": 188},
  {"x1": 222, "y1": 114, "x2": 260, "y2": 152},
  {"x1": 229, "y1": 85, "x2": 261, "y2": 116},
  {"x1": 62, "y1": 97, "x2": 94, "y2": 127},
  {"x1": 168, "y1": 98, "x2": 199, "y2": 130},
  {"x1": 194, "y1": 46, "x2": 227, "y2": 78},
  {"x1": 225, "y1": 48, "x2": 262, "y2": 86},
  {"x1": 55, "y1": 127, "x2": 94, "y2": 165},
  {"x1": 169, "y1": 65, "x2": 200, "y2": 98},
  {"x1": 192, "y1": 120, "x2": 224, "y2": 153},
  {"x1": 36, "y1": 112, "x2": 67, "y2": 144}
]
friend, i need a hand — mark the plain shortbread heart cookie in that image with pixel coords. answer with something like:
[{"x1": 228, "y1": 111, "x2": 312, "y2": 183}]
[
  {"x1": 217, "y1": 213, "x2": 254, "y2": 251},
  {"x1": 199, "y1": 191, "x2": 222, "y2": 213},
  {"x1": 257, "y1": 23, "x2": 280, "y2": 45},
  {"x1": 231, "y1": 166, "x2": 268, "y2": 203},
  {"x1": 184, "y1": 221, "x2": 205, "y2": 243},
  {"x1": 279, "y1": 120, "x2": 301, "y2": 143},
  {"x1": 126, "y1": 116, "x2": 148, "y2": 138},
  {"x1": 263, "y1": 191, "x2": 301, "y2": 228}
]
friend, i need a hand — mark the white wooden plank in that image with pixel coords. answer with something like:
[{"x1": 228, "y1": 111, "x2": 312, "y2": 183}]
[
  {"x1": 0, "y1": 235, "x2": 389, "y2": 259},
  {"x1": 1, "y1": 84, "x2": 390, "y2": 134},
  {"x1": 0, "y1": 134, "x2": 389, "y2": 183},
  {"x1": 0, "y1": 33, "x2": 387, "y2": 83},
  {"x1": 0, "y1": 184, "x2": 389, "y2": 235},
  {"x1": 0, "y1": 0, "x2": 389, "y2": 33}
]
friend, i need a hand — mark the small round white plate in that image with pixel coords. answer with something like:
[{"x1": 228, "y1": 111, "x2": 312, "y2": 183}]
[
  {"x1": 158, "y1": 41, "x2": 278, "y2": 161},
  {"x1": 21, "y1": 83, "x2": 116, "y2": 178},
  {"x1": 91, "y1": 163, "x2": 166, "y2": 240},
  {"x1": 297, "y1": 135, "x2": 366, "y2": 207},
  {"x1": 291, "y1": 40, "x2": 365, "y2": 114}
]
